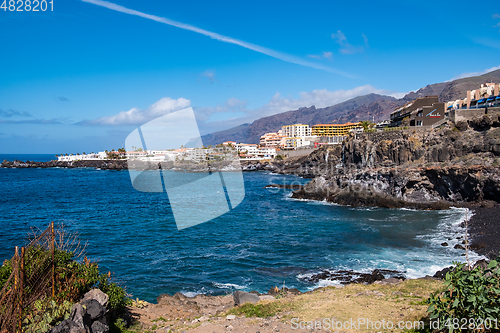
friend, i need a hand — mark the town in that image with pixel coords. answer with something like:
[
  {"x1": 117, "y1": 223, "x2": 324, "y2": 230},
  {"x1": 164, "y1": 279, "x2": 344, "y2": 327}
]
[{"x1": 57, "y1": 82, "x2": 500, "y2": 163}]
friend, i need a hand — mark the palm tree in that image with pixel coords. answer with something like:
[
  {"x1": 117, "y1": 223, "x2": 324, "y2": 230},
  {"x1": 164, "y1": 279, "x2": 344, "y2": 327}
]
[{"x1": 360, "y1": 120, "x2": 374, "y2": 132}]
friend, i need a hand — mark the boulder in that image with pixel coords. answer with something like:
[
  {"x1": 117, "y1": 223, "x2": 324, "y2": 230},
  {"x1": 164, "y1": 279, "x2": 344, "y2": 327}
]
[
  {"x1": 82, "y1": 289, "x2": 109, "y2": 308},
  {"x1": 90, "y1": 321, "x2": 109, "y2": 333},
  {"x1": 157, "y1": 293, "x2": 172, "y2": 304},
  {"x1": 473, "y1": 259, "x2": 489, "y2": 270},
  {"x1": 173, "y1": 292, "x2": 187, "y2": 301},
  {"x1": 433, "y1": 267, "x2": 452, "y2": 279},
  {"x1": 378, "y1": 277, "x2": 402, "y2": 285},
  {"x1": 233, "y1": 290, "x2": 260, "y2": 305},
  {"x1": 48, "y1": 319, "x2": 81, "y2": 333},
  {"x1": 69, "y1": 303, "x2": 91, "y2": 329},
  {"x1": 80, "y1": 299, "x2": 106, "y2": 321}
]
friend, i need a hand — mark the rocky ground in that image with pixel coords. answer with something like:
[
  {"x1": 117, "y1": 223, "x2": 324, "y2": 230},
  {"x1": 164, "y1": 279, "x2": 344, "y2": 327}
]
[
  {"x1": 468, "y1": 205, "x2": 500, "y2": 259},
  {"x1": 122, "y1": 277, "x2": 445, "y2": 333}
]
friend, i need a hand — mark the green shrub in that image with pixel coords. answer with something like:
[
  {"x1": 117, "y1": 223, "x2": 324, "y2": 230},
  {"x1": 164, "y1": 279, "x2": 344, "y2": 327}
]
[
  {"x1": 227, "y1": 301, "x2": 288, "y2": 318},
  {"x1": 1, "y1": 245, "x2": 130, "y2": 332},
  {"x1": 23, "y1": 299, "x2": 73, "y2": 333},
  {"x1": 427, "y1": 259, "x2": 500, "y2": 332},
  {"x1": 0, "y1": 259, "x2": 12, "y2": 290},
  {"x1": 95, "y1": 274, "x2": 131, "y2": 311}
]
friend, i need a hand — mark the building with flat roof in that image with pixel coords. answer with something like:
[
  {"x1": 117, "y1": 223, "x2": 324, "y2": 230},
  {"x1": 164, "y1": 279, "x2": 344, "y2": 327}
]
[
  {"x1": 259, "y1": 131, "x2": 286, "y2": 147},
  {"x1": 390, "y1": 96, "x2": 443, "y2": 127},
  {"x1": 446, "y1": 83, "x2": 500, "y2": 110},
  {"x1": 281, "y1": 124, "x2": 311, "y2": 138},
  {"x1": 311, "y1": 122, "x2": 362, "y2": 137}
]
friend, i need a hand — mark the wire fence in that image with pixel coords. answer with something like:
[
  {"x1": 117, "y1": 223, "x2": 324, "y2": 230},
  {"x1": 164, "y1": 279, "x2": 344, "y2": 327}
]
[{"x1": 0, "y1": 222, "x2": 57, "y2": 333}]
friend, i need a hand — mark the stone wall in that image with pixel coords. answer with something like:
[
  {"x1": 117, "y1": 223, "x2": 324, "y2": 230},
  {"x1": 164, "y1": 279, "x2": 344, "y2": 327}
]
[{"x1": 450, "y1": 107, "x2": 500, "y2": 123}]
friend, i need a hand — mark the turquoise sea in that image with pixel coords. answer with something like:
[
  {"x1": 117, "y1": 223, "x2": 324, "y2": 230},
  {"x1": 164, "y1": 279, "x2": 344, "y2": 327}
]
[{"x1": 0, "y1": 156, "x2": 480, "y2": 302}]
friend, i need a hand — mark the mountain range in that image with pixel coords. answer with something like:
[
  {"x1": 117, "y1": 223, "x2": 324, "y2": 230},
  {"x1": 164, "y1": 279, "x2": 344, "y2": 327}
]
[{"x1": 201, "y1": 69, "x2": 500, "y2": 145}]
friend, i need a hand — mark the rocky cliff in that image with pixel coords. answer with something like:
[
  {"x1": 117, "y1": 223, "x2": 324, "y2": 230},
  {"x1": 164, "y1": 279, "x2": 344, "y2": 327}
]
[{"x1": 285, "y1": 114, "x2": 500, "y2": 208}]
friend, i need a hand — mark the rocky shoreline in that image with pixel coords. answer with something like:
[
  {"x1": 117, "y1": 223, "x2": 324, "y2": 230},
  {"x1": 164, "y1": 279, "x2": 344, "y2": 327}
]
[
  {"x1": 0, "y1": 158, "x2": 280, "y2": 172},
  {"x1": 467, "y1": 205, "x2": 500, "y2": 259},
  {"x1": 0, "y1": 159, "x2": 129, "y2": 170},
  {"x1": 124, "y1": 259, "x2": 488, "y2": 332}
]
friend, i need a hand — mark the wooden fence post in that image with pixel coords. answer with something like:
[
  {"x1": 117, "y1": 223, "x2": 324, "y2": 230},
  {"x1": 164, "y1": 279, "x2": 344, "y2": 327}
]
[
  {"x1": 13, "y1": 247, "x2": 18, "y2": 294},
  {"x1": 18, "y1": 247, "x2": 24, "y2": 333},
  {"x1": 51, "y1": 222, "x2": 55, "y2": 299},
  {"x1": 13, "y1": 247, "x2": 19, "y2": 333}
]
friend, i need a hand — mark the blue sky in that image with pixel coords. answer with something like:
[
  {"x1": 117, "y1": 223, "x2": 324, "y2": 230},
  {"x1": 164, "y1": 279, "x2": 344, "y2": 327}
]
[{"x1": 1, "y1": 0, "x2": 499, "y2": 154}]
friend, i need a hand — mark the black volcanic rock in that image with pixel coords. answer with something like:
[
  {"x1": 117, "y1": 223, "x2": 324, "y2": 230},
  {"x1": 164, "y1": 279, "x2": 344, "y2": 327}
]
[{"x1": 300, "y1": 269, "x2": 405, "y2": 285}]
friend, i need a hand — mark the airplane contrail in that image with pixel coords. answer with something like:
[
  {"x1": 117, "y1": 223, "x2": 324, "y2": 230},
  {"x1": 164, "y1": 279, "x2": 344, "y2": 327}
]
[{"x1": 81, "y1": 0, "x2": 355, "y2": 78}]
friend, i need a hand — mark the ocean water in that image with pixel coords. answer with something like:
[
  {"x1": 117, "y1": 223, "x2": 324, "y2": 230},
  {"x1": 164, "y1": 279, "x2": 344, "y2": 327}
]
[
  {"x1": 0, "y1": 165, "x2": 481, "y2": 302},
  {"x1": 0, "y1": 154, "x2": 56, "y2": 162}
]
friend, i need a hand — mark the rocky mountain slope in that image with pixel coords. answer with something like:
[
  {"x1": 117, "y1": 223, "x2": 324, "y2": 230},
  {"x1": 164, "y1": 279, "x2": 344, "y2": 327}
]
[
  {"x1": 403, "y1": 69, "x2": 500, "y2": 102},
  {"x1": 202, "y1": 69, "x2": 500, "y2": 146},
  {"x1": 202, "y1": 94, "x2": 401, "y2": 145}
]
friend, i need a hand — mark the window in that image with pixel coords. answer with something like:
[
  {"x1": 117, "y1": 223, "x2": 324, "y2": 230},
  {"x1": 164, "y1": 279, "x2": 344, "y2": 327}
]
[
  {"x1": 417, "y1": 111, "x2": 423, "y2": 117},
  {"x1": 416, "y1": 120, "x2": 423, "y2": 126}
]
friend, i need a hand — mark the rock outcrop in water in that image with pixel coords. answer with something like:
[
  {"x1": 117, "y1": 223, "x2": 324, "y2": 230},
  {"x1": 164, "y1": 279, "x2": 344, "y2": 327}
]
[{"x1": 0, "y1": 159, "x2": 128, "y2": 170}]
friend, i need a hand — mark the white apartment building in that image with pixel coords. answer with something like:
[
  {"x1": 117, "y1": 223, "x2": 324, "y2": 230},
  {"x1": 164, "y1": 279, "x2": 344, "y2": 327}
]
[
  {"x1": 58, "y1": 152, "x2": 107, "y2": 162},
  {"x1": 281, "y1": 124, "x2": 311, "y2": 138},
  {"x1": 259, "y1": 132, "x2": 287, "y2": 147}
]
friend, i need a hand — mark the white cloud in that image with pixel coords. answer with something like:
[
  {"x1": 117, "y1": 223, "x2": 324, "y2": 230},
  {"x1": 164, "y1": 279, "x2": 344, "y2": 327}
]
[
  {"x1": 80, "y1": 97, "x2": 191, "y2": 126},
  {"x1": 322, "y1": 51, "x2": 333, "y2": 61},
  {"x1": 259, "y1": 85, "x2": 395, "y2": 115},
  {"x1": 471, "y1": 37, "x2": 500, "y2": 50},
  {"x1": 308, "y1": 51, "x2": 333, "y2": 61},
  {"x1": 81, "y1": 0, "x2": 355, "y2": 78},
  {"x1": 200, "y1": 70, "x2": 216, "y2": 83},
  {"x1": 492, "y1": 13, "x2": 500, "y2": 19},
  {"x1": 195, "y1": 85, "x2": 405, "y2": 134},
  {"x1": 449, "y1": 65, "x2": 500, "y2": 81},
  {"x1": 194, "y1": 98, "x2": 247, "y2": 123},
  {"x1": 331, "y1": 30, "x2": 368, "y2": 54},
  {"x1": 78, "y1": 86, "x2": 406, "y2": 134}
]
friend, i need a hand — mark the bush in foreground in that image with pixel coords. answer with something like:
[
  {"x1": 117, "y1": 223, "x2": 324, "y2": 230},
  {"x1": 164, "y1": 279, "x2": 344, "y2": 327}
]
[
  {"x1": 0, "y1": 245, "x2": 131, "y2": 332},
  {"x1": 427, "y1": 258, "x2": 500, "y2": 332}
]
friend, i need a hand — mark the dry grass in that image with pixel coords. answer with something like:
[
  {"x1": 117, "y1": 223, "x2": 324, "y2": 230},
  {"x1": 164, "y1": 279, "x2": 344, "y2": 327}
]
[{"x1": 226, "y1": 278, "x2": 444, "y2": 332}]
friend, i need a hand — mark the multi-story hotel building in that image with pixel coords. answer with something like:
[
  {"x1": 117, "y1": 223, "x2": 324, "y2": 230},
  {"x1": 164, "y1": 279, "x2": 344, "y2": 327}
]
[
  {"x1": 259, "y1": 131, "x2": 287, "y2": 147},
  {"x1": 446, "y1": 83, "x2": 500, "y2": 110},
  {"x1": 281, "y1": 124, "x2": 311, "y2": 138},
  {"x1": 311, "y1": 122, "x2": 362, "y2": 137}
]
